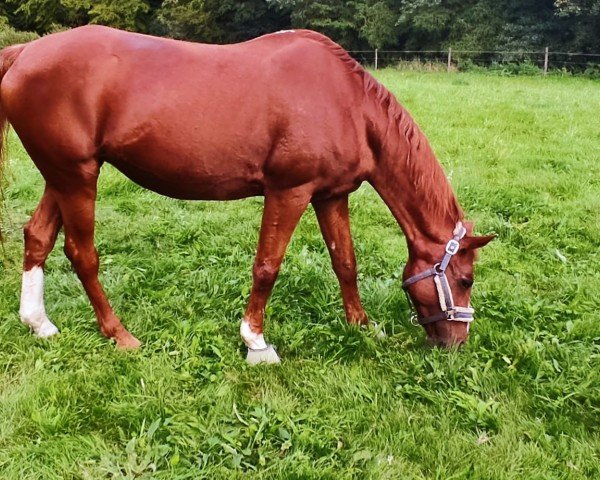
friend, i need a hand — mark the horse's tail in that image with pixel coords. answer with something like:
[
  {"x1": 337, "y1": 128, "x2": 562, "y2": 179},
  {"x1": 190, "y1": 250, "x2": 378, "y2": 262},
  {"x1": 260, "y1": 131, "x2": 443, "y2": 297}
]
[{"x1": 0, "y1": 43, "x2": 26, "y2": 241}]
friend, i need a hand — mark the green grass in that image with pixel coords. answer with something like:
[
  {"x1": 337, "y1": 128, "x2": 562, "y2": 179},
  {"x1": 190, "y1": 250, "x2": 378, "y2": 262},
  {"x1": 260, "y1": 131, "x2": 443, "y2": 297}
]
[{"x1": 1, "y1": 70, "x2": 599, "y2": 479}]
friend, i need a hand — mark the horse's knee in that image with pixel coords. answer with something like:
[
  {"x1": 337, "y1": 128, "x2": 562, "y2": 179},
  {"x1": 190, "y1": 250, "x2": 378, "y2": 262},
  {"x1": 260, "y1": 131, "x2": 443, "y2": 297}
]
[
  {"x1": 253, "y1": 260, "x2": 279, "y2": 289},
  {"x1": 63, "y1": 236, "x2": 77, "y2": 262},
  {"x1": 64, "y1": 237, "x2": 99, "y2": 278}
]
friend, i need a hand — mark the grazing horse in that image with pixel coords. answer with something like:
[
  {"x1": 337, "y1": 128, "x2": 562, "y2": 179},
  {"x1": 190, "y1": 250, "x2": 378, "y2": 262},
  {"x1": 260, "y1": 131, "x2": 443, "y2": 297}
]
[{"x1": 0, "y1": 26, "x2": 493, "y2": 362}]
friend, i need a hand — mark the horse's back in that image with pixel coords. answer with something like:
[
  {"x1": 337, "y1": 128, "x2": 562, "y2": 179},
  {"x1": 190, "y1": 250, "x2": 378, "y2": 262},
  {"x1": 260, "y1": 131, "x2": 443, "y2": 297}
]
[{"x1": 2, "y1": 26, "x2": 373, "y2": 199}]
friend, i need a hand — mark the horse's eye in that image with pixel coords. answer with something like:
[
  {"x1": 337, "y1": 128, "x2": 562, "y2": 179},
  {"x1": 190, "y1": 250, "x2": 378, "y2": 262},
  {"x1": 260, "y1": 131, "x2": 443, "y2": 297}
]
[{"x1": 460, "y1": 278, "x2": 474, "y2": 289}]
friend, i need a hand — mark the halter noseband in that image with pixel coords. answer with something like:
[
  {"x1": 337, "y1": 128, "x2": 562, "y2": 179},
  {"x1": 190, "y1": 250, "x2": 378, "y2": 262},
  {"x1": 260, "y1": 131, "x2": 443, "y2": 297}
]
[{"x1": 402, "y1": 223, "x2": 474, "y2": 326}]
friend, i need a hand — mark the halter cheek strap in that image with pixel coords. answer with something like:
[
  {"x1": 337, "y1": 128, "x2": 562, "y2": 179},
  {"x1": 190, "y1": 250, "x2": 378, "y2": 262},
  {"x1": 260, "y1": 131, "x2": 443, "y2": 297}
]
[{"x1": 402, "y1": 223, "x2": 474, "y2": 326}]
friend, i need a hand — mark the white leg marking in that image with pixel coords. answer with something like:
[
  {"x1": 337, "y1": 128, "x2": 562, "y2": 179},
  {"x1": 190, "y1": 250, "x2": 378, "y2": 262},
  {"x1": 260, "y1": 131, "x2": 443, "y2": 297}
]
[
  {"x1": 19, "y1": 266, "x2": 59, "y2": 338},
  {"x1": 240, "y1": 319, "x2": 281, "y2": 364},
  {"x1": 240, "y1": 319, "x2": 268, "y2": 350}
]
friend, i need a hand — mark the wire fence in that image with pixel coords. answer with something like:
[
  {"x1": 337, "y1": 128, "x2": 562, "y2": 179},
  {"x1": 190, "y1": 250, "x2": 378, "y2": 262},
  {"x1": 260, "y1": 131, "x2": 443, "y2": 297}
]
[{"x1": 348, "y1": 48, "x2": 600, "y2": 75}]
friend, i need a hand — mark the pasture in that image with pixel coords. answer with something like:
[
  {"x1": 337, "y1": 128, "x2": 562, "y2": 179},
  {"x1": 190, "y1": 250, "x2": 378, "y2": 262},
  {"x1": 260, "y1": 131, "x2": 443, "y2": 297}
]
[{"x1": 0, "y1": 70, "x2": 598, "y2": 479}]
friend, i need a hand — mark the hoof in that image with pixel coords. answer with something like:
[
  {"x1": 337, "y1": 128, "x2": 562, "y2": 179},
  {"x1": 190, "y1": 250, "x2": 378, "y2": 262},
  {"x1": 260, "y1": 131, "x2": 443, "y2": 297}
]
[
  {"x1": 246, "y1": 344, "x2": 281, "y2": 365},
  {"x1": 115, "y1": 331, "x2": 142, "y2": 350},
  {"x1": 35, "y1": 320, "x2": 59, "y2": 339}
]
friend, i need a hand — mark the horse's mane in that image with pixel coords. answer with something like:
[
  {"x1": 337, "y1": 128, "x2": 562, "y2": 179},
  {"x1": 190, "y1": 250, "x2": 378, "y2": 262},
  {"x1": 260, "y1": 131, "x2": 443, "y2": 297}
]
[{"x1": 295, "y1": 30, "x2": 463, "y2": 226}]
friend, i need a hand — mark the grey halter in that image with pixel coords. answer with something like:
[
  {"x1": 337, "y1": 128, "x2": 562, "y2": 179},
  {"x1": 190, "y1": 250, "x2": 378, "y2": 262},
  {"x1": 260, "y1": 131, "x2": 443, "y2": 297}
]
[{"x1": 402, "y1": 222, "x2": 474, "y2": 326}]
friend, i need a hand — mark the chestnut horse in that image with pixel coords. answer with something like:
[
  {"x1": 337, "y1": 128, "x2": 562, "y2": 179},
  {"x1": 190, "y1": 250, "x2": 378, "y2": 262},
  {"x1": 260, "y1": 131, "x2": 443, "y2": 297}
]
[{"x1": 0, "y1": 26, "x2": 493, "y2": 362}]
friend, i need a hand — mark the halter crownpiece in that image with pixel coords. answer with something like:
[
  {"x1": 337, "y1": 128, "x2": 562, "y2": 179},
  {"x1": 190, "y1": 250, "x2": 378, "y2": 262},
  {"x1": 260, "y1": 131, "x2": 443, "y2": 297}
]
[{"x1": 402, "y1": 222, "x2": 475, "y2": 326}]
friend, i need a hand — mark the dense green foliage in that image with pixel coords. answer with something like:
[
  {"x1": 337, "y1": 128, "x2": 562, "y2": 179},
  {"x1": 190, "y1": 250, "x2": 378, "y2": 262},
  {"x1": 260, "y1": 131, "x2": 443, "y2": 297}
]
[
  {"x1": 0, "y1": 71, "x2": 598, "y2": 478},
  {"x1": 0, "y1": 0, "x2": 599, "y2": 52},
  {"x1": 0, "y1": 16, "x2": 37, "y2": 48}
]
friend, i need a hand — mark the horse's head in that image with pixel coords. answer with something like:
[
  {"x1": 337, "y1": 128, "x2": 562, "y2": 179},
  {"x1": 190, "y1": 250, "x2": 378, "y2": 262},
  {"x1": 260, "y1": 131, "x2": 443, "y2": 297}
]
[{"x1": 402, "y1": 222, "x2": 494, "y2": 348}]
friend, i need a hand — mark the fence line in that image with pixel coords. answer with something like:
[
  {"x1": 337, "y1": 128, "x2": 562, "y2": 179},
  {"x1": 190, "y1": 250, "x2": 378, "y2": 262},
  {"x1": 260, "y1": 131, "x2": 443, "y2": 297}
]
[{"x1": 348, "y1": 47, "x2": 600, "y2": 74}]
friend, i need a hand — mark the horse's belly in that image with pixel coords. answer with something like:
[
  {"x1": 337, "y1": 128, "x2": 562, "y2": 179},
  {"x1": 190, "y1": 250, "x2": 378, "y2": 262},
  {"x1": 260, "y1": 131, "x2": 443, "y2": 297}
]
[
  {"x1": 107, "y1": 155, "x2": 264, "y2": 200},
  {"x1": 102, "y1": 117, "x2": 270, "y2": 200}
]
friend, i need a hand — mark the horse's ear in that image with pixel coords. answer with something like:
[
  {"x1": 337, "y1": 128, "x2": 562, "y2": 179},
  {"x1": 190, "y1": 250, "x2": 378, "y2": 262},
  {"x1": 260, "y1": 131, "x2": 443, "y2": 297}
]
[{"x1": 462, "y1": 234, "x2": 496, "y2": 251}]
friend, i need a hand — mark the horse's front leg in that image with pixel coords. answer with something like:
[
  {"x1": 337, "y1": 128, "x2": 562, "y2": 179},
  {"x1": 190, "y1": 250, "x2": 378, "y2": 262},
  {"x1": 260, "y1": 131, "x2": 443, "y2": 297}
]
[
  {"x1": 313, "y1": 196, "x2": 368, "y2": 326},
  {"x1": 241, "y1": 187, "x2": 311, "y2": 364}
]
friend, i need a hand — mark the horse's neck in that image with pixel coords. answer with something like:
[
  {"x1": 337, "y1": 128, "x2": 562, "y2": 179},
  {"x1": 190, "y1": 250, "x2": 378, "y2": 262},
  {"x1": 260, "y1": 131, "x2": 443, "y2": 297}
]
[{"x1": 367, "y1": 105, "x2": 462, "y2": 254}]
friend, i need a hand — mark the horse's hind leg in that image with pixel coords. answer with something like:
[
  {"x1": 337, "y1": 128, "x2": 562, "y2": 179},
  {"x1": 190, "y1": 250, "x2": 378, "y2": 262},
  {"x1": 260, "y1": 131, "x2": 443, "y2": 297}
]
[
  {"x1": 241, "y1": 188, "x2": 311, "y2": 364},
  {"x1": 313, "y1": 195, "x2": 368, "y2": 326},
  {"x1": 49, "y1": 166, "x2": 140, "y2": 349},
  {"x1": 20, "y1": 187, "x2": 62, "y2": 337}
]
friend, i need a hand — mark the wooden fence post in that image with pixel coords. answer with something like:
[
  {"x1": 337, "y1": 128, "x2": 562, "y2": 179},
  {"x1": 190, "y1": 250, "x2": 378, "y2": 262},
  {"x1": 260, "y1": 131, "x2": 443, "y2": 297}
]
[
  {"x1": 447, "y1": 47, "x2": 452, "y2": 72},
  {"x1": 543, "y1": 47, "x2": 549, "y2": 75},
  {"x1": 375, "y1": 48, "x2": 378, "y2": 70}
]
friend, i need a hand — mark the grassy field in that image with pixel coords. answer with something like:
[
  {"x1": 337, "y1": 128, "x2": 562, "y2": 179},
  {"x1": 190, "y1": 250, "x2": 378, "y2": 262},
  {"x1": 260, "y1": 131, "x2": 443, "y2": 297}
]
[{"x1": 0, "y1": 70, "x2": 599, "y2": 479}]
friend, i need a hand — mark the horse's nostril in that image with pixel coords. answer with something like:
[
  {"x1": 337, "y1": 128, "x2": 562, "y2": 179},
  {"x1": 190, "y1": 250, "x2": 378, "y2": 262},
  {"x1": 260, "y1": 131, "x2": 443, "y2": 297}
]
[
  {"x1": 427, "y1": 335, "x2": 466, "y2": 349},
  {"x1": 427, "y1": 336, "x2": 448, "y2": 348},
  {"x1": 450, "y1": 336, "x2": 467, "y2": 348}
]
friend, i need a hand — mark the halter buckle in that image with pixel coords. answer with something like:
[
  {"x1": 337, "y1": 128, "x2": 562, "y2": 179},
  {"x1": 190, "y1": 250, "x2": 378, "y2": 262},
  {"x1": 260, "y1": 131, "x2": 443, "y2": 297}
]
[{"x1": 445, "y1": 239, "x2": 460, "y2": 256}]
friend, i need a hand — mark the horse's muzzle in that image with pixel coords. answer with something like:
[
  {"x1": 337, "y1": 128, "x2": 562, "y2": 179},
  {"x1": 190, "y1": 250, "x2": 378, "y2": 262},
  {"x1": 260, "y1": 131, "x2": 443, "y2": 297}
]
[{"x1": 426, "y1": 334, "x2": 468, "y2": 348}]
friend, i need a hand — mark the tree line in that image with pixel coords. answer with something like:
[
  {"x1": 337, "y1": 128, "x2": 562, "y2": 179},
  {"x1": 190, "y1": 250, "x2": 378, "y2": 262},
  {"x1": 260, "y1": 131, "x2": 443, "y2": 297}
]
[{"x1": 1, "y1": 1, "x2": 598, "y2": 53}]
